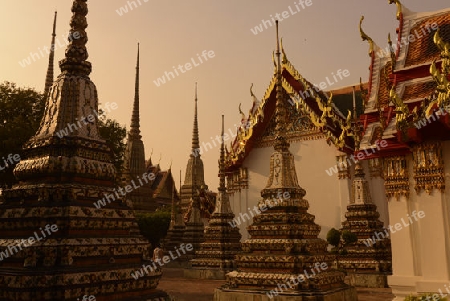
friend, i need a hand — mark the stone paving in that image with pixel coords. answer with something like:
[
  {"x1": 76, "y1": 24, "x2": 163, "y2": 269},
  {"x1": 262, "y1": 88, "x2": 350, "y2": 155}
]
[{"x1": 158, "y1": 268, "x2": 395, "y2": 301}]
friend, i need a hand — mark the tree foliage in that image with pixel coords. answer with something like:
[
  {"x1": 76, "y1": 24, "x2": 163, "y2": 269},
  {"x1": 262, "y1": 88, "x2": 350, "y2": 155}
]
[
  {"x1": 0, "y1": 82, "x2": 45, "y2": 188},
  {"x1": 97, "y1": 118, "x2": 126, "y2": 173},
  {"x1": 0, "y1": 81, "x2": 126, "y2": 188},
  {"x1": 326, "y1": 228, "x2": 341, "y2": 248},
  {"x1": 135, "y1": 211, "x2": 171, "y2": 248},
  {"x1": 342, "y1": 230, "x2": 358, "y2": 245}
]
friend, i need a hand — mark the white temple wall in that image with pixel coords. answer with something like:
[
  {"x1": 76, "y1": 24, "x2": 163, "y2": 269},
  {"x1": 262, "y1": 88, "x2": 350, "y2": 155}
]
[
  {"x1": 389, "y1": 140, "x2": 450, "y2": 299},
  {"x1": 414, "y1": 140, "x2": 450, "y2": 292},
  {"x1": 229, "y1": 138, "x2": 344, "y2": 241},
  {"x1": 368, "y1": 174, "x2": 390, "y2": 226}
]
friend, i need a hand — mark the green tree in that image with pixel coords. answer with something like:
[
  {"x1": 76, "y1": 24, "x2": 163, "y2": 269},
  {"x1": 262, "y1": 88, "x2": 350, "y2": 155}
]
[
  {"x1": 98, "y1": 118, "x2": 126, "y2": 174},
  {"x1": 0, "y1": 82, "x2": 45, "y2": 188},
  {"x1": 135, "y1": 210, "x2": 171, "y2": 248},
  {"x1": 341, "y1": 230, "x2": 358, "y2": 245},
  {"x1": 327, "y1": 228, "x2": 358, "y2": 271},
  {"x1": 326, "y1": 228, "x2": 341, "y2": 250}
]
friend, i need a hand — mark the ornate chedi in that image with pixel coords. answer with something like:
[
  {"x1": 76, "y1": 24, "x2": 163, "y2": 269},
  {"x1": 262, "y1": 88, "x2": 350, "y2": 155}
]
[
  {"x1": 215, "y1": 22, "x2": 357, "y2": 301},
  {"x1": 340, "y1": 160, "x2": 392, "y2": 288},
  {"x1": 179, "y1": 85, "x2": 209, "y2": 214},
  {"x1": 0, "y1": 1, "x2": 168, "y2": 299},
  {"x1": 186, "y1": 116, "x2": 242, "y2": 279},
  {"x1": 122, "y1": 44, "x2": 155, "y2": 212}
]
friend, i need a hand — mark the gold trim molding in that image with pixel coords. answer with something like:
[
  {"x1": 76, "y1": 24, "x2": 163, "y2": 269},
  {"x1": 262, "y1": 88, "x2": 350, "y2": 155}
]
[
  {"x1": 384, "y1": 156, "x2": 409, "y2": 200},
  {"x1": 412, "y1": 141, "x2": 445, "y2": 194}
]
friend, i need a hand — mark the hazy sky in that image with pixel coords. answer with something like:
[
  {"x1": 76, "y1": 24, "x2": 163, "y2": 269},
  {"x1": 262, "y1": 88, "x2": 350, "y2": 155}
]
[{"x1": 1, "y1": 0, "x2": 449, "y2": 190}]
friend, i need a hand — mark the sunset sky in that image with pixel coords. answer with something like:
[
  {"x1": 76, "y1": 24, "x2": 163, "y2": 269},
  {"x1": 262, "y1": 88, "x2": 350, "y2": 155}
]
[{"x1": 1, "y1": 0, "x2": 449, "y2": 190}]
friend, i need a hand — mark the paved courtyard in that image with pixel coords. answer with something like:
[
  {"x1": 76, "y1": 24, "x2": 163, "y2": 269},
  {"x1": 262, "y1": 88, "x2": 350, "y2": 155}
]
[{"x1": 158, "y1": 268, "x2": 394, "y2": 301}]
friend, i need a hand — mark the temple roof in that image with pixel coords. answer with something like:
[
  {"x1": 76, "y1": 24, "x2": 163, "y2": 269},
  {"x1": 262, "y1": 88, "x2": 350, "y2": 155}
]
[
  {"x1": 145, "y1": 162, "x2": 180, "y2": 206},
  {"x1": 395, "y1": 6, "x2": 450, "y2": 70},
  {"x1": 359, "y1": 2, "x2": 450, "y2": 153},
  {"x1": 225, "y1": 46, "x2": 361, "y2": 171}
]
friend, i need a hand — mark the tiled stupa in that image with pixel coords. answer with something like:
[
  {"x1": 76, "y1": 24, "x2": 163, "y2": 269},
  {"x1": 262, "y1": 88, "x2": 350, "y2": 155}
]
[
  {"x1": 340, "y1": 160, "x2": 392, "y2": 287},
  {"x1": 0, "y1": 1, "x2": 168, "y2": 299},
  {"x1": 186, "y1": 116, "x2": 242, "y2": 279},
  {"x1": 214, "y1": 22, "x2": 357, "y2": 301}
]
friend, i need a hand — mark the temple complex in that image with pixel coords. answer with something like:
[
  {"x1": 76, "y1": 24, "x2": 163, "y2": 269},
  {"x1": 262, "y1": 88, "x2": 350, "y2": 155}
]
[
  {"x1": 355, "y1": 1, "x2": 450, "y2": 299},
  {"x1": 0, "y1": 0, "x2": 168, "y2": 299},
  {"x1": 215, "y1": 22, "x2": 357, "y2": 301},
  {"x1": 185, "y1": 116, "x2": 242, "y2": 280}
]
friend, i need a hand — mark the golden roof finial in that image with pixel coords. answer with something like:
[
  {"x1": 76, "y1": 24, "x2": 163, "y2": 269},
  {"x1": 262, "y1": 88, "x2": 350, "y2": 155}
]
[
  {"x1": 388, "y1": 33, "x2": 397, "y2": 69},
  {"x1": 359, "y1": 16, "x2": 374, "y2": 56},
  {"x1": 238, "y1": 103, "x2": 245, "y2": 120},
  {"x1": 280, "y1": 37, "x2": 288, "y2": 64},
  {"x1": 434, "y1": 28, "x2": 450, "y2": 70},
  {"x1": 272, "y1": 51, "x2": 277, "y2": 74},
  {"x1": 388, "y1": 0, "x2": 403, "y2": 20},
  {"x1": 250, "y1": 83, "x2": 255, "y2": 97}
]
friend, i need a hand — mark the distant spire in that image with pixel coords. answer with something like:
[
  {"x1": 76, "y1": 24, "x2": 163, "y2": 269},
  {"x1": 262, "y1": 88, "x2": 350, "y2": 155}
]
[
  {"x1": 191, "y1": 83, "x2": 200, "y2": 154},
  {"x1": 129, "y1": 43, "x2": 141, "y2": 138},
  {"x1": 44, "y1": 11, "x2": 57, "y2": 97},
  {"x1": 274, "y1": 20, "x2": 288, "y2": 150},
  {"x1": 218, "y1": 115, "x2": 226, "y2": 192},
  {"x1": 170, "y1": 179, "x2": 176, "y2": 230},
  {"x1": 213, "y1": 115, "x2": 233, "y2": 214},
  {"x1": 59, "y1": 0, "x2": 91, "y2": 76}
]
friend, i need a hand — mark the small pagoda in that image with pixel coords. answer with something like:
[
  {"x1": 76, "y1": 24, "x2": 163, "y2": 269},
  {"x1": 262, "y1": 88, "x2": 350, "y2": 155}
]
[
  {"x1": 215, "y1": 22, "x2": 357, "y2": 301},
  {"x1": 161, "y1": 182, "x2": 186, "y2": 266},
  {"x1": 0, "y1": 1, "x2": 168, "y2": 299},
  {"x1": 339, "y1": 160, "x2": 392, "y2": 287},
  {"x1": 185, "y1": 116, "x2": 242, "y2": 279}
]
